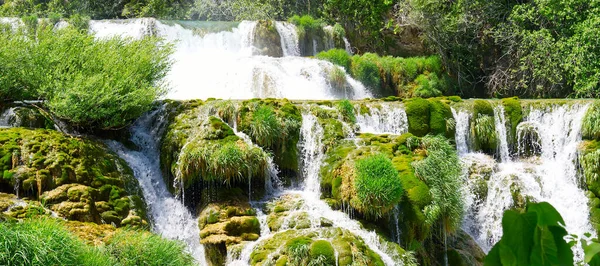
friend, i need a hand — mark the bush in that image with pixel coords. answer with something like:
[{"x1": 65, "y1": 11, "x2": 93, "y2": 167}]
[
  {"x1": 413, "y1": 73, "x2": 443, "y2": 98},
  {"x1": 0, "y1": 23, "x2": 173, "y2": 130},
  {"x1": 316, "y1": 49, "x2": 352, "y2": 71},
  {"x1": 351, "y1": 53, "x2": 381, "y2": 90},
  {"x1": 354, "y1": 153, "x2": 404, "y2": 218},
  {"x1": 289, "y1": 15, "x2": 323, "y2": 31},
  {"x1": 106, "y1": 230, "x2": 194, "y2": 266},
  {"x1": 337, "y1": 99, "x2": 356, "y2": 123}
]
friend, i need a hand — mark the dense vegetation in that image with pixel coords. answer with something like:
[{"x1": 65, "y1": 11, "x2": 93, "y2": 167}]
[
  {"x1": 0, "y1": 218, "x2": 194, "y2": 266},
  {"x1": 0, "y1": 20, "x2": 172, "y2": 130}
]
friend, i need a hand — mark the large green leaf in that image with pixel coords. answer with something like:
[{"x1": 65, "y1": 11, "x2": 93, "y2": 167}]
[
  {"x1": 584, "y1": 242, "x2": 600, "y2": 264},
  {"x1": 530, "y1": 226, "x2": 558, "y2": 266},
  {"x1": 484, "y1": 244, "x2": 504, "y2": 266},
  {"x1": 528, "y1": 202, "x2": 565, "y2": 227},
  {"x1": 548, "y1": 226, "x2": 573, "y2": 265},
  {"x1": 500, "y1": 210, "x2": 537, "y2": 265}
]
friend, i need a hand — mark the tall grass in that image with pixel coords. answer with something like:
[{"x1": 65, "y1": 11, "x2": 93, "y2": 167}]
[
  {"x1": 354, "y1": 153, "x2": 404, "y2": 218},
  {"x1": 337, "y1": 99, "x2": 356, "y2": 123},
  {"x1": 583, "y1": 103, "x2": 600, "y2": 140},
  {"x1": 250, "y1": 105, "x2": 280, "y2": 147},
  {"x1": 0, "y1": 218, "x2": 195, "y2": 266},
  {"x1": 412, "y1": 135, "x2": 463, "y2": 233}
]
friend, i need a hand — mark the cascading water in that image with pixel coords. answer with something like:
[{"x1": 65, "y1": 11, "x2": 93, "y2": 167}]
[
  {"x1": 459, "y1": 103, "x2": 594, "y2": 260},
  {"x1": 90, "y1": 18, "x2": 372, "y2": 100},
  {"x1": 106, "y1": 107, "x2": 207, "y2": 265},
  {"x1": 355, "y1": 102, "x2": 409, "y2": 134},
  {"x1": 274, "y1": 22, "x2": 300, "y2": 57},
  {"x1": 451, "y1": 107, "x2": 471, "y2": 155}
]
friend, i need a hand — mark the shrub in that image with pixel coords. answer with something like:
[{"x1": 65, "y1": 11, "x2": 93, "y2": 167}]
[
  {"x1": 354, "y1": 154, "x2": 404, "y2": 218},
  {"x1": 316, "y1": 49, "x2": 352, "y2": 71},
  {"x1": 351, "y1": 53, "x2": 381, "y2": 90},
  {"x1": 106, "y1": 230, "x2": 194, "y2": 266},
  {"x1": 0, "y1": 22, "x2": 172, "y2": 130},
  {"x1": 289, "y1": 15, "x2": 323, "y2": 31},
  {"x1": 413, "y1": 73, "x2": 443, "y2": 98}
]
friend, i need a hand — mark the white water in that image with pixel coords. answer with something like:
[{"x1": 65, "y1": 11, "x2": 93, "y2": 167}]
[
  {"x1": 355, "y1": 102, "x2": 409, "y2": 135},
  {"x1": 106, "y1": 107, "x2": 207, "y2": 265},
  {"x1": 0, "y1": 108, "x2": 15, "y2": 128},
  {"x1": 274, "y1": 22, "x2": 300, "y2": 57},
  {"x1": 458, "y1": 103, "x2": 594, "y2": 260},
  {"x1": 90, "y1": 18, "x2": 372, "y2": 100},
  {"x1": 451, "y1": 107, "x2": 471, "y2": 155},
  {"x1": 492, "y1": 103, "x2": 511, "y2": 162}
]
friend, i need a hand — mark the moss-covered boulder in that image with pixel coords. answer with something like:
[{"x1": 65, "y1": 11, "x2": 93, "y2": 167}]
[
  {"x1": 161, "y1": 102, "x2": 270, "y2": 207},
  {"x1": 237, "y1": 99, "x2": 302, "y2": 176},
  {"x1": 0, "y1": 128, "x2": 147, "y2": 227},
  {"x1": 253, "y1": 20, "x2": 283, "y2": 57}
]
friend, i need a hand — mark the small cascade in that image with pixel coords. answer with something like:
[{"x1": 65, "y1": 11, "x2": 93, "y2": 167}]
[
  {"x1": 343, "y1": 37, "x2": 353, "y2": 54},
  {"x1": 392, "y1": 205, "x2": 402, "y2": 245},
  {"x1": 300, "y1": 112, "x2": 326, "y2": 194},
  {"x1": 274, "y1": 22, "x2": 300, "y2": 57},
  {"x1": 458, "y1": 103, "x2": 594, "y2": 260},
  {"x1": 492, "y1": 103, "x2": 511, "y2": 162},
  {"x1": 355, "y1": 102, "x2": 409, "y2": 134},
  {"x1": 106, "y1": 107, "x2": 207, "y2": 265},
  {"x1": 89, "y1": 18, "x2": 373, "y2": 100},
  {"x1": 451, "y1": 107, "x2": 471, "y2": 155},
  {"x1": 0, "y1": 108, "x2": 15, "y2": 127}
]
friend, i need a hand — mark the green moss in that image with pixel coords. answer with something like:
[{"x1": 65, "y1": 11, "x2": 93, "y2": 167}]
[
  {"x1": 428, "y1": 99, "x2": 452, "y2": 136},
  {"x1": 0, "y1": 128, "x2": 146, "y2": 227},
  {"x1": 337, "y1": 100, "x2": 356, "y2": 123},
  {"x1": 404, "y1": 98, "x2": 431, "y2": 137},
  {"x1": 473, "y1": 100, "x2": 494, "y2": 117},
  {"x1": 501, "y1": 97, "x2": 523, "y2": 145},
  {"x1": 309, "y1": 240, "x2": 335, "y2": 265}
]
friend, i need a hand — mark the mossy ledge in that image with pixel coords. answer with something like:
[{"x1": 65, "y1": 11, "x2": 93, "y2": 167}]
[{"x1": 0, "y1": 128, "x2": 147, "y2": 227}]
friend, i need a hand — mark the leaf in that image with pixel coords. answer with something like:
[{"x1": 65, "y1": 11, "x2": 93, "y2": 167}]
[
  {"x1": 548, "y1": 226, "x2": 573, "y2": 266},
  {"x1": 530, "y1": 226, "x2": 558, "y2": 266},
  {"x1": 500, "y1": 210, "x2": 537, "y2": 265},
  {"x1": 584, "y1": 242, "x2": 600, "y2": 263},
  {"x1": 527, "y1": 202, "x2": 565, "y2": 227},
  {"x1": 484, "y1": 244, "x2": 504, "y2": 266}
]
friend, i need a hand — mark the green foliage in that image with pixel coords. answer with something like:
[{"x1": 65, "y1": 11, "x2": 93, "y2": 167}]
[
  {"x1": 337, "y1": 99, "x2": 356, "y2": 123},
  {"x1": 250, "y1": 105, "x2": 280, "y2": 148},
  {"x1": 316, "y1": 49, "x2": 352, "y2": 72},
  {"x1": 354, "y1": 154, "x2": 404, "y2": 219},
  {"x1": 107, "y1": 229, "x2": 194, "y2": 266},
  {"x1": 584, "y1": 103, "x2": 600, "y2": 140},
  {"x1": 412, "y1": 135, "x2": 463, "y2": 233},
  {"x1": 191, "y1": 0, "x2": 320, "y2": 21},
  {"x1": 413, "y1": 73, "x2": 443, "y2": 98},
  {"x1": 473, "y1": 114, "x2": 497, "y2": 152},
  {"x1": 484, "y1": 202, "x2": 574, "y2": 266},
  {"x1": 289, "y1": 15, "x2": 323, "y2": 31},
  {"x1": 0, "y1": 218, "x2": 110, "y2": 266},
  {"x1": 405, "y1": 98, "x2": 431, "y2": 137},
  {"x1": 351, "y1": 53, "x2": 381, "y2": 90},
  {"x1": 0, "y1": 23, "x2": 172, "y2": 130}
]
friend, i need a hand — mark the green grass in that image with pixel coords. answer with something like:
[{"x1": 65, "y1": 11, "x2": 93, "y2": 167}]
[
  {"x1": 250, "y1": 105, "x2": 280, "y2": 147},
  {"x1": 583, "y1": 102, "x2": 600, "y2": 140},
  {"x1": 337, "y1": 99, "x2": 356, "y2": 123},
  {"x1": 473, "y1": 114, "x2": 498, "y2": 151},
  {"x1": 0, "y1": 218, "x2": 195, "y2": 266},
  {"x1": 354, "y1": 153, "x2": 404, "y2": 219},
  {"x1": 316, "y1": 49, "x2": 352, "y2": 71},
  {"x1": 412, "y1": 135, "x2": 463, "y2": 233}
]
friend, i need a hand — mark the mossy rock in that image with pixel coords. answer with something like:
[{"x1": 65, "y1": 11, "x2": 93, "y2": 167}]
[
  {"x1": 253, "y1": 20, "x2": 283, "y2": 57},
  {"x1": 428, "y1": 98, "x2": 453, "y2": 137},
  {"x1": 501, "y1": 97, "x2": 523, "y2": 146},
  {"x1": 309, "y1": 240, "x2": 336, "y2": 265},
  {"x1": 404, "y1": 98, "x2": 430, "y2": 137},
  {"x1": 0, "y1": 105, "x2": 54, "y2": 129},
  {"x1": 0, "y1": 128, "x2": 147, "y2": 227}
]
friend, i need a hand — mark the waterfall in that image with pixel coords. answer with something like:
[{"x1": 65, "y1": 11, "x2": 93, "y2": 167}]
[
  {"x1": 492, "y1": 103, "x2": 511, "y2": 162},
  {"x1": 274, "y1": 22, "x2": 300, "y2": 57},
  {"x1": 106, "y1": 107, "x2": 207, "y2": 265},
  {"x1": 458, "y1": 103, "x2": 594, "y2": 260},
  {"x1": 451, "y1": 107, "x2": 471, "y2": 155},
  {"x1": 355, "y1": 102, "x2": 409, "y2": 134},
  {"x1": 0, "y1": 108, "x2": 15, "y2": 128},
  {"x1": 89, "y1": 18, "x2": 372, "y2": 100}
]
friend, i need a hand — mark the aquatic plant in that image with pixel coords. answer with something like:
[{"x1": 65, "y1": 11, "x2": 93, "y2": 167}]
[{"x1": 250, "y1": 105, "x2": 280, "y2": 148}]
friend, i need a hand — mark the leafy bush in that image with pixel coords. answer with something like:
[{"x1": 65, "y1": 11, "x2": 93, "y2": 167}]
[
  {"x1": 413, "y1": 73, "x2": 443, "y2": 98},
  {"x1": 106, "y1": 229, "x2": 194, "y2": 266},
  {"x1": 484, "y1": 202, "x2": 573, "y2": 266},
  {"x1": 316, "y1": 49, "x2": 352, "y2": 71},
  {"x1": 354, "y1": 153, "x2": 404, "y2": 218},
  {"x1": 351, "y1": 54, "x2": 381, "y2": 90},
  {"x1": 0, "y1": 23, "x2": 173, "y2": 130},
  {"x1": 289, "y1": 15, "x2": 323, "y2": 31}
]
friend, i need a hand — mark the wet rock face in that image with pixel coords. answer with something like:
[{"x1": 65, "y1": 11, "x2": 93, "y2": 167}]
[
  {"x1": 0, "y1": 128, "x2": 147, "y2": 227},
  {"x1": 253, "y1": 20, "x2": 283, "y2": 57},
  {"x1": 0, "y1": 105, "x2": 53, "y2": 129}
]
